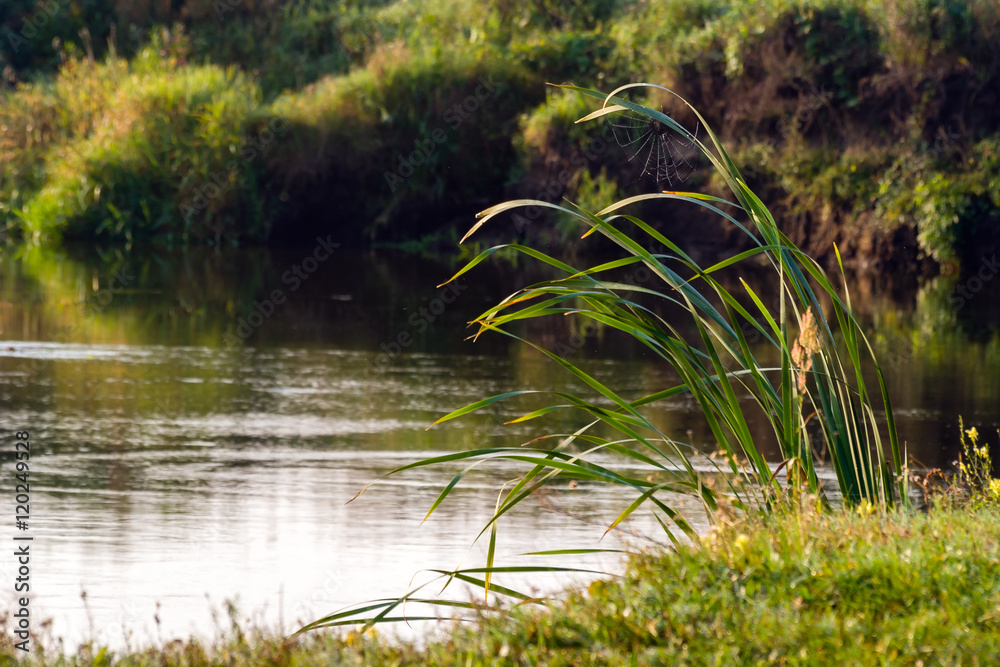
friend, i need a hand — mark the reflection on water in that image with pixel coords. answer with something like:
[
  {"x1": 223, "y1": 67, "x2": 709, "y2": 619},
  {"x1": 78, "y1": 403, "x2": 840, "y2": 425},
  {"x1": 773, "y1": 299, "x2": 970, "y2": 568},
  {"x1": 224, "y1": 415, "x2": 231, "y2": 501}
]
[{"x1": 0, "y1": 243, "x2": 999, "y2": 648}]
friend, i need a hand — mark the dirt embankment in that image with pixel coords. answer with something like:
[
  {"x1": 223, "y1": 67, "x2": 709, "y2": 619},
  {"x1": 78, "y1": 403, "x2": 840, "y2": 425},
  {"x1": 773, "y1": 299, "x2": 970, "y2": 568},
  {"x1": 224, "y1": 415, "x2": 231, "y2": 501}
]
[{"x1": 512, "y1": 5, "x2": 1000, "y2": 276}]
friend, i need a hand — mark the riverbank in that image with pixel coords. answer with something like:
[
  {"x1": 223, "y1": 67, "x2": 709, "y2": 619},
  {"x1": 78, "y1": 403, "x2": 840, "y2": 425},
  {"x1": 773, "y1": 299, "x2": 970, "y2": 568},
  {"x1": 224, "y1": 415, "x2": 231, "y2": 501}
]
[
  {"x1": 5, "y1": 505, "x2": 999, "y2": 665},
  {"x1": 2, "y1": 0, "x2": 998, "y2": 270}
]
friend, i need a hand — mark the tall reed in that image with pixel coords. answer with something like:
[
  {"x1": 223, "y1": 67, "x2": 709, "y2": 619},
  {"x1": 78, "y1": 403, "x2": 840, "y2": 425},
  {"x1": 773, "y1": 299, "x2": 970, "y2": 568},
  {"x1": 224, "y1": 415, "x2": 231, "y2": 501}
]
[{"x1": 301, "y1": 84, "x2": 907, "y2": 631}]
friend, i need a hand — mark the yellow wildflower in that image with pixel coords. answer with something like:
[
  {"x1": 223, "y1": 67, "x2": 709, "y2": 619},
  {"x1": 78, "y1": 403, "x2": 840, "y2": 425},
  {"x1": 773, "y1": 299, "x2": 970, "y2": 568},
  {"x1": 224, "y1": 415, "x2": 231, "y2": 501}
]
[{"x1": 856, "y1": 499, "x2": 877, "y2": 516}]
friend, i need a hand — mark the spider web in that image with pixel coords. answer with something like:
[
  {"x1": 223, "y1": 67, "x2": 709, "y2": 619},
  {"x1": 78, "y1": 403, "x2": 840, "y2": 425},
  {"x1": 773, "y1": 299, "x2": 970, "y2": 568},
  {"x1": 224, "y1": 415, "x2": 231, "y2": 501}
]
[{"x1": 606, "y1": 109, "x2": 700, "y2": 188}]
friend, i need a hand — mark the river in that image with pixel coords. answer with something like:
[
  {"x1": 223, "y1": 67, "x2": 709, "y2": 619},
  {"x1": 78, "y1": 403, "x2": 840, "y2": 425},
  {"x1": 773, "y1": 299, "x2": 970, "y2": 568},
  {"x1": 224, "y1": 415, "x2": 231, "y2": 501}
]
[{"x1": 0, "y1": 242, "x2": 998, "y2": 650}]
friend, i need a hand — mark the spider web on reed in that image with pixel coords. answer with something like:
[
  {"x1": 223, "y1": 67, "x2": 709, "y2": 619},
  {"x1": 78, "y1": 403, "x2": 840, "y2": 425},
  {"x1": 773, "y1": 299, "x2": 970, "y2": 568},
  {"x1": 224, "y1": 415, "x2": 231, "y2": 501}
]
[{"x1": 606, "y1": 108, "x2": 700, "y2": 188}]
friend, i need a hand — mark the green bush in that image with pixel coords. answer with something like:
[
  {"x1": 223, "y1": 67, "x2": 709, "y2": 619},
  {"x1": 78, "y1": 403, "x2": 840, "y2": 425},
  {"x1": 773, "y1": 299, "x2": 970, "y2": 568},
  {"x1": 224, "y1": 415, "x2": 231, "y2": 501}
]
[
  {"x1": 510, "y1": 30, "x2": 615, "y2": 86},
  {"x1": 519, "y1": 88, "x2": 601, "y2": 149},
  {"x1": 18, "y1": 55, "x2": 268, "y2": 244},
  {"x1": 1, "y1": 53, "x2": 134, "y2": 227},
  {"x1": 872, "y1": 135, "x2": 1000, "y2": 264},
  {"x1": 265, "y1": 43, "x2": 536, "y2": 241},
  {"x1": 489, "y1": 0, "x2": 620, "y2": 33}
]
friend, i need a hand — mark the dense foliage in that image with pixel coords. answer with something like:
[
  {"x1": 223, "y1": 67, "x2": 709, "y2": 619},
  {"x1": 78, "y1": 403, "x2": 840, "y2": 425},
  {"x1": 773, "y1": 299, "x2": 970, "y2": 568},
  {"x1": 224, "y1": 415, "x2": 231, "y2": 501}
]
[{"x1": 1, "y1": 0, "x2": 998, "y2": 262}]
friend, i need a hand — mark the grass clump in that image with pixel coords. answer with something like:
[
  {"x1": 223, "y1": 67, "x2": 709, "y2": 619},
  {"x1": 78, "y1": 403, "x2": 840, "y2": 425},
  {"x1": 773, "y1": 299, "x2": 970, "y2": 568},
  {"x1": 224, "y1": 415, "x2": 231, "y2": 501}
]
[
  {"x1": 0, "y1": 54, "x2": 130, "y2": 230},
  {"x1": 2, "y1": 34, "x2": 279, "y2": 245},
  {"x1": 430, "y1": 506, "x2": 1000, "y2": 665},
  {"x1": 5, "y1": 508, "x2": 1000, "y2": 664},
  {"x1": 19, "y1": 60, "x2": 269, "y2": 244}
]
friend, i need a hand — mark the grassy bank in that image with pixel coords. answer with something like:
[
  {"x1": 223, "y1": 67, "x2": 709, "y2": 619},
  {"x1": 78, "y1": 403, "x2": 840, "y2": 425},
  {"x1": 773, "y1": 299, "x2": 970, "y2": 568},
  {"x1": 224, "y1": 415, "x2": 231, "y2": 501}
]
[
  {"x1": 5, "y1": 506, "x2": 999, "y2": 665},
  {"x1": 1, "y1": 0, "x2": 999, "y2": 265}
]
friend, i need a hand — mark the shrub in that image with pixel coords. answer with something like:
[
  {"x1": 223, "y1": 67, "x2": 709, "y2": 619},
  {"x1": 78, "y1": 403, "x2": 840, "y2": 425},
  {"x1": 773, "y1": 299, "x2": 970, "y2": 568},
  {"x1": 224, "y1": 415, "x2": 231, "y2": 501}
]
[
  {"x1": 1, "y1": 54, "x2": 133, "y2": 227},
  {"x1": 18, "y1": 56, "x2": 268, "y2": 244},
  {"x1": 264, "y1": 43, "x2": 536, "y2": 242}
]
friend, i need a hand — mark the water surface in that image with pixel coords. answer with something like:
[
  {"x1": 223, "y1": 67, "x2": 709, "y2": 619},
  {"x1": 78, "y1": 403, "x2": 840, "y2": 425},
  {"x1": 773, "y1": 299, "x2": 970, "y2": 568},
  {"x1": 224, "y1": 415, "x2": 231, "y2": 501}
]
[{"x1": 1, "y1": 243, "x2": 998, "y2": 649}]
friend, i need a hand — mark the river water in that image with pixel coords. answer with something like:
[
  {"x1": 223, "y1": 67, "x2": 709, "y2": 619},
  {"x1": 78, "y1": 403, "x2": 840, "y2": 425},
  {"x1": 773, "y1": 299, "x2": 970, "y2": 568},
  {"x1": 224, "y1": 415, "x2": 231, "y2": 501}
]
[{"x1": 0, "y1": 242, "x2": 998, "y2": 650}]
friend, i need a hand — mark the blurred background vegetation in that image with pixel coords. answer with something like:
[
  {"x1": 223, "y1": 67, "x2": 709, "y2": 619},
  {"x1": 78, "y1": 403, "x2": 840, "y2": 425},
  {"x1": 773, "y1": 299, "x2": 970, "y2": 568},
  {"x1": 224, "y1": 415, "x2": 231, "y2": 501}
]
[{"x1": 0, "y1": 0, "x2": 998, "y2": 271}]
